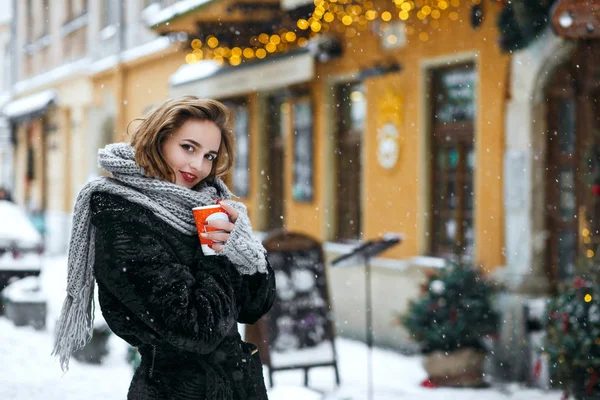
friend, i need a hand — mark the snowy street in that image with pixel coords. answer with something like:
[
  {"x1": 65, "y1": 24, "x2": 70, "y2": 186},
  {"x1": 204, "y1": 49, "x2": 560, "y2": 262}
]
[{"x1": 0, "y1": 256, "x2": 562, "y2": 400}]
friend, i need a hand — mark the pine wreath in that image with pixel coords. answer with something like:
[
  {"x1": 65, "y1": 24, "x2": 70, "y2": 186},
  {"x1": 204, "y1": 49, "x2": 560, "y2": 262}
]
[{"x1": 497, "y1": 0, "x2": 555, "y2": 52}]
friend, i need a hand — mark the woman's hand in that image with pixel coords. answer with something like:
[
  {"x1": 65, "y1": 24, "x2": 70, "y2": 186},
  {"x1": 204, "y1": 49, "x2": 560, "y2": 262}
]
[{"x1": 200, "y1": 201, "x2": 239, "y2": 252}]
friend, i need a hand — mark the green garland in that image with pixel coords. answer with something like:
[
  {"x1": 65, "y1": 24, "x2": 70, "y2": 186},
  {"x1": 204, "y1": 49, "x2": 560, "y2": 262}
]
[{"x1": 497, "y1": 0, "x2": 555, "y2": 52}]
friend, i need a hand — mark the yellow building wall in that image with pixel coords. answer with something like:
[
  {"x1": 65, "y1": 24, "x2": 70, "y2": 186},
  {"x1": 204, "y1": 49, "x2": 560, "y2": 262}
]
[
  {"x1": 284, "y1": 2, "x2": 508, "y2": 271},
  {"x1": 90, "y1": 50, "x2": 266, "y2": 225},
  {"x1": 282, "y1": 81, "x2": 325, "y2": 240},
  {"x1": 123, "y1": 52, "x2": 187, "y2": 138},
  {"x1": 91, "y1": 50, "x2": 183, "y2": 141}
]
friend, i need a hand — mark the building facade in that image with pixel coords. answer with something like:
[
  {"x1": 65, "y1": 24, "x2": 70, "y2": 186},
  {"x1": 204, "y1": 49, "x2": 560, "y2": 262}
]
[
  {"x1": 4, "y1": 0, "x2": 185, "y2": 253},
  {"x1": 150, "y1": 0, "x2": 510, "y2": 350},
  {"x1": 0, "y1": 0, "x2": 12, "y2": 192},
  {"x1": 6, "y1": 1, "x2": 596, "y2": 374}
]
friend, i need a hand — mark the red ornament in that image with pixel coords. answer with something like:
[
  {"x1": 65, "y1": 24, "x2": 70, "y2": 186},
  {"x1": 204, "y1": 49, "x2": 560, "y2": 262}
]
[
  {"x1": 593, "y1": 184, "x2": 600, "y2": 197},
  {"x1": 551, "y1": 311, "x2": 561, "y2": 320},
  {"x1": 421, "y1": 379, "x2": 438, "y2": 388},
  {"x1": 533, "y1": 357, "x2": 542, "y2": 380},
  {"x1": 587, "y1": 371, "x2": 598, "y2": 395},
  {"x1": 450, "y1": 310, "x2": 458, "y2": 322},
  {"x1": 563, "y1": 314, "x2": 569, "y2": 333},
  {"x1": 574, "y1": 277, "x2": 589, "y2": 289}
]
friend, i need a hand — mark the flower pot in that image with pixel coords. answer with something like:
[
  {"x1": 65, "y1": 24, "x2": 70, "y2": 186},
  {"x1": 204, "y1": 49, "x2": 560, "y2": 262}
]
[
  {"x1": 423, "y1": 348, "x2": 487, "y2": 387},
  {"x1": 572, "y1": 390, "x2": 600, "y2": 400},
  {"x1": 72, "y1": 327, "x2": 111, "y2": 364},
  {"x1": 3, "y1": 300, "x2": 46, "y2": 330}
]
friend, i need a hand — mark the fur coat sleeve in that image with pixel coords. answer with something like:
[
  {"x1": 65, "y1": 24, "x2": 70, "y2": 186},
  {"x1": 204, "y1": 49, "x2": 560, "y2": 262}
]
[{"x1": 90, "y1": 192, "x2": 275, "y2": 354}]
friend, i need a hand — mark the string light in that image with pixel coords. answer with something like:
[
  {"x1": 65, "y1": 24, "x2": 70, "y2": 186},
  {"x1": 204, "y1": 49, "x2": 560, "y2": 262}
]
[
  {"x1": 585, "y1": 294, "x2": 593, "y2": 303},
  {"x1": 185, "y1": 0, "x2": 482, "y2": 65}
]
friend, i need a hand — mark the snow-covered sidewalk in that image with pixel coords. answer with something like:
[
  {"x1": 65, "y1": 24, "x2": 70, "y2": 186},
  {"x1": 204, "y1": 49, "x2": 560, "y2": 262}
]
[{"x1": 0, "y1": 255, "x2": 563, "y2": 399}]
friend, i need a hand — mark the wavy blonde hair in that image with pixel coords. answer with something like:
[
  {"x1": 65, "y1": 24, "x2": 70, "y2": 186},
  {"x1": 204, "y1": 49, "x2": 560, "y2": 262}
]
[{"x1": 130, "y1": 96, "x2": 234, "y2": 183}]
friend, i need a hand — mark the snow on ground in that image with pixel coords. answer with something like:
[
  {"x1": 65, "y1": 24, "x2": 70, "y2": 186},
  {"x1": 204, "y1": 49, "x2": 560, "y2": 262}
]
[
  {"x1": 0, "y1": 319, "x2": 132, "y2": 400},
  {"x1": 0, "y1": 255, "x2": 563, "y2": 399}
]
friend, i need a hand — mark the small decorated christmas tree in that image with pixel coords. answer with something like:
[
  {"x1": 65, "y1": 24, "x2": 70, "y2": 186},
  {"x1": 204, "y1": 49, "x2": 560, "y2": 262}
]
[
  {"x1": 542, "y1": 255, "x2": 600, "y2": 398},
  {"x1": 403, "y1": 261, "x2": 499, "y2": 387},
  {"x1": 404, "y1": 261, "x2": 499, "y2": 353}
]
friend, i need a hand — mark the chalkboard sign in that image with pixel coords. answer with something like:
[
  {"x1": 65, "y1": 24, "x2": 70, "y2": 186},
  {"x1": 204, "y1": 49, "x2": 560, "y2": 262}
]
[
  {"x1": 261, "y1": 230, "x2": 339, "y2": 387},
  {"x1": 292, "y1": 97, "x2": 314, "y2": 202},
  {"x1": 434, "y1": 65, "x2": 477, "y2": 123}
]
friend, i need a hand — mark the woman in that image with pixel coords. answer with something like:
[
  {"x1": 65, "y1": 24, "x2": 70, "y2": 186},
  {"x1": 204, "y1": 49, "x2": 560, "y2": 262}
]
[{"x1": 53, "y1": 97, "x2": 275, "y2": 400}]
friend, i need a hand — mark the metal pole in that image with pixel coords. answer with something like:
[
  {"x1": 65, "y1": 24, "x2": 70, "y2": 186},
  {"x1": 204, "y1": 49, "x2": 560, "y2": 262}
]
[{"x1": 365, "y1": 255, "x2": 373, "y2": 400}]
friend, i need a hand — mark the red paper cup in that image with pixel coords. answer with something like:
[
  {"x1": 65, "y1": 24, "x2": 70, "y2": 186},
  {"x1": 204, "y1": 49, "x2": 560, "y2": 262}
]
[{"x1": 192, "y1": 205, "x2": 230, "y2": 256}]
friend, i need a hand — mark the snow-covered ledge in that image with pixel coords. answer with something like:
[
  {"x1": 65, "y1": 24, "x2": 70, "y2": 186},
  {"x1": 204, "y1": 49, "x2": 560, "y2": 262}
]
[{"x1": 503, "y1": 27, "x2": 575, "y2": 295}]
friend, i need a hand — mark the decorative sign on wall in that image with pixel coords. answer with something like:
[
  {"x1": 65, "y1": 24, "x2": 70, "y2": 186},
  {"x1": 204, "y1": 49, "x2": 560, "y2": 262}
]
[
  {"x1": 292, "y1": 97, "x2": 314, "y2": 202},
  {"x1": 376, "y1": 90, "x2": 402, "y2": 170},
  {"x1": 380, "y1": 21, "x2": 407, "y2": 50}
]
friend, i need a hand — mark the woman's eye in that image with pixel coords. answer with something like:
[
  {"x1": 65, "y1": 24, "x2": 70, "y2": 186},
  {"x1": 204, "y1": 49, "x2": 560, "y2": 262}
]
[
  {"x1": 181, "y1": 144, "x2": 194, "y2": 153},
  {"x1": 206, "y1": 154, "x2": 216, "y2": 161}
]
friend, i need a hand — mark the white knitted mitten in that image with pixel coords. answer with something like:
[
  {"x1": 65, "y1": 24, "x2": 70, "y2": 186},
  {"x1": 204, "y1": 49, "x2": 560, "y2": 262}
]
[{"x1": 219, "y1": 201, "x2": 268, "y2": 275}]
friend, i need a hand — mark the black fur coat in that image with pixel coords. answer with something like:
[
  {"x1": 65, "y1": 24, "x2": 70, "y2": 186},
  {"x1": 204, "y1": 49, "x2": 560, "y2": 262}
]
[{"x1": 90, "y1": 192, "x2": 275, "y2": 399}]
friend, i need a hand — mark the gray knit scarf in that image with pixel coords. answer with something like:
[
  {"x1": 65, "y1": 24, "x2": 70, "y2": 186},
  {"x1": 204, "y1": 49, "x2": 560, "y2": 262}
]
[{"x1": 52, "y1": 142, "x2": 267, "y2": 371}]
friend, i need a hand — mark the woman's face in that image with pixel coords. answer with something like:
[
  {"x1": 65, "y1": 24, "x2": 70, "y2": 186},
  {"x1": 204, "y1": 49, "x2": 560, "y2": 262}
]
[{"x1": 161, "y1": 119, "x2": 222, "y2": 189}]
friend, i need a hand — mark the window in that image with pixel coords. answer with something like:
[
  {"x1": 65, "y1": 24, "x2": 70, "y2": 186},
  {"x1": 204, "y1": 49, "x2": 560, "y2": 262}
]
[
  {"x1": 3, "y1": 43, "x2": 9, "y2": 91},
  {"x1": 335, "y1": 82, "x2": 365, "y2": 241},
  {"x1": 101, "y1": 0, "x2": 118, "y2": 28},
  {"x1": 25, "y1": 0, "x2": 50, "y2": 41},
  {"x1": 143, "y1": 0, "x2": 161, "y2": 7},
  {"x1": 42, "y1": 0, "x2": 49, "y2": 36},
  {"x1": 26, "y1": 0, "x2": 33, "y2": 42},
  {"x1": 292, "y1": 94, "x2": 314, "y2": 202},
  {"x1": 65, "y1": 0, "x2": 88, "y2": 21},
  {"x1": 264, "y1": 94, "x2": 288, "y2": 230},
  {"x1": 430, "y1": 63, "x2": 477, "y2": 259},
  {"x1": 228, "y1": 101, "x2": 250, "y2": 198},
  {"x1": 65, "y1": 0, "x2": 73, "y2": 20}
]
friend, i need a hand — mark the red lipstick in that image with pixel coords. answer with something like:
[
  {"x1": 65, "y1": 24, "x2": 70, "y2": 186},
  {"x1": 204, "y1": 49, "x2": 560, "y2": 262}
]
[{"x1": 180, "y1": 171, "x2": 198, "y2": 183}]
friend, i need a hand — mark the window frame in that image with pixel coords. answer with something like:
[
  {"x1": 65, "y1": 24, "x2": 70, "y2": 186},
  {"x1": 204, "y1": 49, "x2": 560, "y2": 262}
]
[
  {"x1": 291, "y1": 91, "x2": 315, "y2": 203},
  {"x1": 429, "y1": 63, "x2": 477, "y2": 259},
  {"x1": 334, "y1": 81, "x2": 365, "y2": 242},
  {"x1": 101, "y1": 0, "x2": 118, "y2": 29},
  {"x1": 264, "y1": 93, "x2": 288, "y2": 230},
  {"x1": 223, "y1": 98, "x2": 251, "y2": 199}
]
